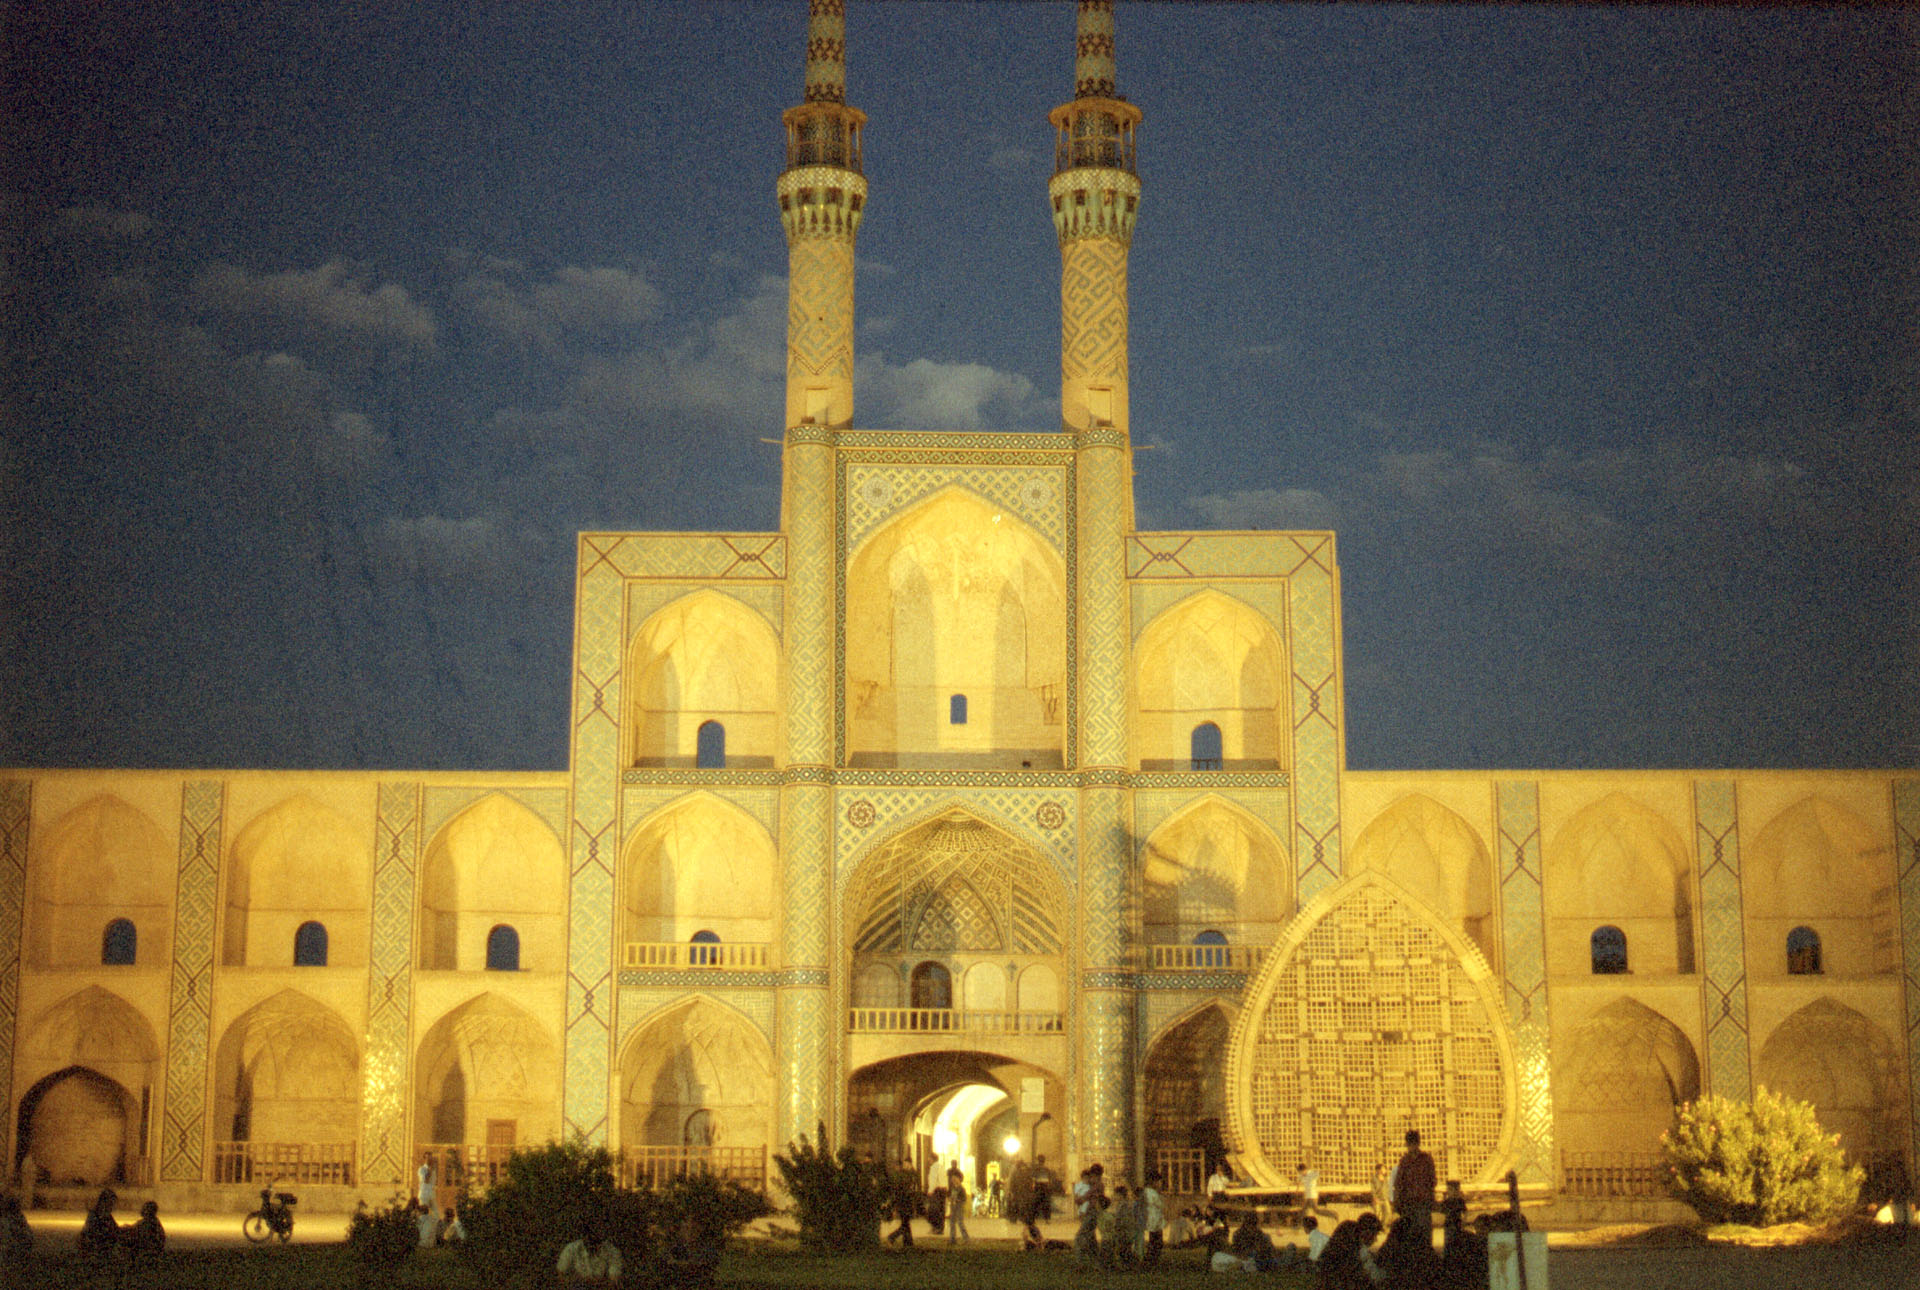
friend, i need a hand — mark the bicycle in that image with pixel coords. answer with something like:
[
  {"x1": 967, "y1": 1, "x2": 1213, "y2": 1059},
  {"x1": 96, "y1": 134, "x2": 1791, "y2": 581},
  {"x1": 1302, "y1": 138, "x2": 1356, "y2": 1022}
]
[{"x1": 243, "y1": 1183, "x2": 298, "y2": 1243}]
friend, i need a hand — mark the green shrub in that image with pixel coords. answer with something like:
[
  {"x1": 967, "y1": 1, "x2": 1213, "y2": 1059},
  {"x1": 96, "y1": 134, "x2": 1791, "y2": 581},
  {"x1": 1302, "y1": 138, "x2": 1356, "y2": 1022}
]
[
  {"x1": 461, "y1": 1138, "x2": 624, "y2": 1278},
  {"x1": 772, "y1": 1124, "x2": 888, "y2": 1253},
  {"x1": 656, "y1": 1170, "x2": 773, "y2": 1246},
  {"x1": 1664, "y1": 1087, "x2": 1863, "y2": 1226},
  {"x1": 345, "y1": 1194, "x2": 418, "y2": 1270}
]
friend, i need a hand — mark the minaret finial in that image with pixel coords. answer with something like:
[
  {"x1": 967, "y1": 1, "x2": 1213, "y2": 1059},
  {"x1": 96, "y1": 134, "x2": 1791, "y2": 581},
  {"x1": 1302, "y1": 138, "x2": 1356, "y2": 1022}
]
[{"x1": 805, "y1": 0, "x2": 846, "y2": 104}]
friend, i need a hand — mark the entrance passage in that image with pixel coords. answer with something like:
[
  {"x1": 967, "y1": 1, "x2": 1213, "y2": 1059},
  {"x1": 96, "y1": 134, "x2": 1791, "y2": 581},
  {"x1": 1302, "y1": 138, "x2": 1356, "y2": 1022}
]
[{"x1": 849, "y1": 1050, "x2": 1062, "y2": 1201}]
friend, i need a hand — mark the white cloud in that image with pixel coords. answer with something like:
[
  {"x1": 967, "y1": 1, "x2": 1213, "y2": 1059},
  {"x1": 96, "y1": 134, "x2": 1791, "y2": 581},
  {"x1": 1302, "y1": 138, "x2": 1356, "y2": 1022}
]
[
  {"x1": 194, "y1": 260, "x2": 437, "y2": 362},
  {"x1": 856, "y1": 354, "x2": 1050, "y2": 431},
  {"x1": 1188, "y1": 487, "x2": 1339, "y2": 530},
  {"x1": 456, "y1": 262, "x2": 662, "y2": 357}
]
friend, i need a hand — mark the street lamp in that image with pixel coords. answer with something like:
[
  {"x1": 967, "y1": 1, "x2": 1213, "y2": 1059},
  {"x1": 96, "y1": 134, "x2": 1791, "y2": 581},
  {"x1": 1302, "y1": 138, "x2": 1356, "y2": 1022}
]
[{"x1": 1003, "y1": 1134, "x2": 1022, "y2": 1158}]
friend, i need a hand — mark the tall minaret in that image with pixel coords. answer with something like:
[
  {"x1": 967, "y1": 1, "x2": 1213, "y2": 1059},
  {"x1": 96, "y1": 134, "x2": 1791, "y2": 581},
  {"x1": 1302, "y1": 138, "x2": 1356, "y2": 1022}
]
[
  {"x1": 1059, "y1": 0, "x2": 1140, "y2": 1178},
  {"x1": 779, "y1": 0, "x2": 867, "y2": 432}
]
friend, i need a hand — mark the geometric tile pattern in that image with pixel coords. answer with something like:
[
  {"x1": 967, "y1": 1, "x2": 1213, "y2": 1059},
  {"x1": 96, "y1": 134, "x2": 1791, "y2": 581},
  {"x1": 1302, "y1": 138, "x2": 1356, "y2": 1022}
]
[
  {"x1": 360, "y1": 781, "x2": 421, "y2": 1186},
  {"x1": 778, "y1": 783, "x2": 833, "y2": 1145},
  {"x1": 1075, "y1": 442, "x2": 1129, "y2": 768},
  {"x1": 845, "y1": 464, "x2": 1067, "y2": 552},
  {"x1": 785, "y1": 236, "x2": 855, "y2": 430},
  {"x1": 1286, "y1": 538, "x2": 1342, "y2": 903},
  {"x1": 1079, "y1": 988, "x2": 1134, "y2": 1171},
  {"x1": 1078, "y1": 786, "x2": 1133, "y2": 1170},
  {"x1": 565, "y1": 559, "x2": 624, "y2": 1144},
  {"x1": 1896, "y1": 780, "x2": 1920, "y2": 1171},
  {"x1": 833, "y1": 787, "x2": 1078, "y2": 895},
  {"x1": 160, "y1": 779, "x2": 222, "y2": 1182},
  {"x1": 1060, "y1": 237, "x2": 1131, "y2": 435},
  {"x1": 1694, "y1": 780, "x2": 1751, "y2": 1101},
  {"x1": 778, "y1": 987, "x2": 831, "y2": 1147},
  {"x1": 0, "y1": 779, "x2": 30, "y2": 1172},
  {"x1": 577, "y1": 531, "x2": 788, "y2": 581},
  {"x1": 786, "y1": 435, "x2": 835, "y2": 770},
  {"x1": 1495, "y1": 780, "x2": 1554, "y2": 1188},
  {"x1": 1127, "y1": 531, "x2": 1335, "y2": 579}
]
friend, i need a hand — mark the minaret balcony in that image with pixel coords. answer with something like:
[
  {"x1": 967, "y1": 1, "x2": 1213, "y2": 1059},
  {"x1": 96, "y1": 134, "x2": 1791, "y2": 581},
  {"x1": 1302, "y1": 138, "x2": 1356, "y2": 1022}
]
[
  {"x1": 778, "y1": 166, "x2": 868, "y2": 241},
  {"x1": 1048, "y1": 167, "x2": 1139, "y2": 243}
]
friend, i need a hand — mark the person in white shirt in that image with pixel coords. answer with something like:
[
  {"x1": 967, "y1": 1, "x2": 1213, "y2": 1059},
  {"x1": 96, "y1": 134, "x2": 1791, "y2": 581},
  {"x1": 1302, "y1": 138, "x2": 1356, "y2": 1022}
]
[
  {"x1": 1138, "y1": 1172, "x2": 1166, "y2": 1266},
  {"x1": 557, "y1": 1218, "x2": 623, "y2": 1283},
  {"x1": 1303, "y1": 1214, "x2": 1329, "y2": 1261}
]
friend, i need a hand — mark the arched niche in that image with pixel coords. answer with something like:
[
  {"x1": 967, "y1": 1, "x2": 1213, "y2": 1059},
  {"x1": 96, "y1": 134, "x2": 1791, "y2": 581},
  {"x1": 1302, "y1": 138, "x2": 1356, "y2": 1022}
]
[
  {"x1": 16, "y1": 986, "x2": 161, "y2": 1183},
  {"x1": 1225, "y1": 872, "x2": 1518, "y2": 1189},
  {"x1": 1544, "y1": 793, "x2": 1694, "y2": 977},
  {"x1": 419, "y1": 794, "x2": 566, "y2": 972},
  {"x1": 27, "y1": 795, "x2": 170, "y2": 969},
  {"x1": 1134, "y1": 591, "x2": 1288, "y2": 770},
  {"x1": 1756, "y1": 998, "x2": 1905, "y2": 1157},
  {"x1": 626, "y1": 591, "x2": 780, "y2": 769},
  {"x1": 846, "y1": 810, "x2": 1068, "y2": 1024},
  {"x1": 225, "y1": 796, "x2": 368, "y2": 968},
  {"x1": 621, "y1": 795, "x2": 775, "y2": 949},
  {"x1": 414, "y1": 993, "x2": 559, "y2": 1150},
  {"x1": 845, "y1": 488, "x2": 1067, "y2": 769},
  {"x1": 1553, "y1": 998, "x2": 1700, "y2": 1157},
  {"x1": 1348, "y1": 795, "x2": 1497, "y2": 967},
  {"x1": 618, "y1": 999, "x2": 774, "y2": 1151},
  {"x1": 1140, "y1": 798, "x2": 1292, "y2": 948},
  {"x1": 1747, "y1": 797, "x2": 1896, "y2": 977},
  {"x1": 1144, "y1": 1002, "x2": 1233, "y2": 1167},
  {"x1": 212, "y1": 990, "x2": 361, "y2": 1148}
]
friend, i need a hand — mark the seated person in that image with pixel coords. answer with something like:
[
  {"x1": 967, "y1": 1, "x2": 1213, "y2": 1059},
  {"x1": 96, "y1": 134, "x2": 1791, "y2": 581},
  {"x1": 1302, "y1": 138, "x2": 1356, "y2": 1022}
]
[
  {"x1": 557, "y1": 1216, "x2": 623, "y2": 1283},
  {"x1": 1315, "y1": 1213, "x2": 1383, "y2": 1290},
  {"x1": 77, "y1": 1189, "x2": 120, "y2": 1260},
  {"x1": 1228, "y1": 1211, "x2": 1279, "y2": 1273},
  {"x1": 124, "y1": 1200, "x2": 166, "y2": 1265}
]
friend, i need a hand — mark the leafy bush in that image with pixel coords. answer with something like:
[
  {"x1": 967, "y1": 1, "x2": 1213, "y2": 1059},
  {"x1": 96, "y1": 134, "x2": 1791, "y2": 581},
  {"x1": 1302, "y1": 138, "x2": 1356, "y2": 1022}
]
[
  {"x1": 346, "y1": 1194, "x2": 418, "y2": 1270},
  {"x1": 1664, "y1": 1087, "x2": 1863, "y2": 1226},
  {"x1": 461, "y1": 1139, "x2": 630, "y2": 1278},
  {"x1": 656, "y1": 1170, "x2": 772, "y2": 1246},
  {"x1": 772, "y1": 1124, "x2": 888, "y2": 1253}
]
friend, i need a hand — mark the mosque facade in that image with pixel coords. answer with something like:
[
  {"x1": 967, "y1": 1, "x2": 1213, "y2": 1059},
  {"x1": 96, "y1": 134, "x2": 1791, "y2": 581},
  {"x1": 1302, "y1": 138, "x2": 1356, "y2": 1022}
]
[{"x1": 4, "y1": 1, "x2": 1917, "y2": 1209}]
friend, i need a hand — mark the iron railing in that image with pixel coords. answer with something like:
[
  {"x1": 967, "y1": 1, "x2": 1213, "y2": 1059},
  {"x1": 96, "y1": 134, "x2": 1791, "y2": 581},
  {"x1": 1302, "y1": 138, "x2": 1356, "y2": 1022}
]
[
  {"x1": 211, "y1": 1141, "x2": 356, "y2": 1186},
  {"x1": 619, "y1": 1145, "x2": 767, "y2": 1192}
]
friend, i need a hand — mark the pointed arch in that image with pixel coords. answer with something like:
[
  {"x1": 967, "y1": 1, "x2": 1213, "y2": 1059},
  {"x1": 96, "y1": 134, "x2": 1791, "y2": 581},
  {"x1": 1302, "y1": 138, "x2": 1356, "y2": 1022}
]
[
  {"x1": 846, "y1": 808, "x2": 1068, "y2": 958},
  {"x1": 1226, "y1": 870, "x2": 1518, "y2": 1189},
  {"x1": 18, "y1": 986, "x2": 161, "y2": 1098},
  {"x1": 414, "y1": 993, "x2": 560, "y2": 1149},
  {"x1": 1756, "y1": 998, "x2": 1905, "y2": 1156},
  {"x1": 626, "y1": 590, "x2": 780, "y2": 768},
  {"x1": 1134, "y1": 589, "x2": 1288, "y2": 770},
  {"x1": 1545, "y1": 793, "x2": 1694, "y2": 976},
  {"x1": 622, "y1": 793, "x2": 776, "y2": 949},
  {"x1": 618, "y1": 997, "x2": 774, "y2": 1151},
  {"x1": 1747, "y1": 797, "x2": 1896, "y2": 977},
  {"x1": 846, "y1": 486, "x2": 1067, "y2": 769},
  {"x1": 1144, "y1": 1001, "x2": 1235, "y2": 1170},
  {"x1": 225, "y1": 795, "x2": 367, "y2": 968},
  {"x1": 1348, "y1": 794, "x2": 1497, "y2": 966},
  {"x1": 1140, "y1": 796, "x2": 1292, "y2": 947},
  {"x1": 1554, "y1": 998, "x2": 1700, "y2": 1156},
  {"x1": 420, "y1": 792, "x2": 566, "y2": 972},
  {"x1": 212, "y1": 989, "x2": 361, "y2": 1148},
  {"x1": 27, "y1": 794, "x2": 170, "y2": 969}
]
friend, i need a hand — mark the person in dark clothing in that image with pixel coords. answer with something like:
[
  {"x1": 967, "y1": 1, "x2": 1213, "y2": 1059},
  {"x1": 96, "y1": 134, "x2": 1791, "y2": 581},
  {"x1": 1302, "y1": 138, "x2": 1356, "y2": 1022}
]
[
  {"x1": 1393, "y1": 1130, "x2": 1437, "y2": 1239},
  {"x1": 77, "y1": 1189, "x2": 120, "y2": 1261},
  {"x1": 124, "y1": 1200, "x2": 166, "y2": 1265},
  {"x1": 1316, "y1": 1212, "x2": 1383, "y2": 1290},
  {"x1": 886, "y1": 1158, "x2": 920, "y2": 1246},
  {"x1": 1438, "y1": 1186, "x2": 1487, "y2": 1290},
  {"x1": 1229, "y1": 1210, "x2": 1279, "y2": 1272}
]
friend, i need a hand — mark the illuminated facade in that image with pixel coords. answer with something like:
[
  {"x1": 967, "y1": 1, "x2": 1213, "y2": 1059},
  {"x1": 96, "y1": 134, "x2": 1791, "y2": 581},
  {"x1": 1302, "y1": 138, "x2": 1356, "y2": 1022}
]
[{"x1": 3, "y1": 1, "x2": 1916, "y2": 1208}]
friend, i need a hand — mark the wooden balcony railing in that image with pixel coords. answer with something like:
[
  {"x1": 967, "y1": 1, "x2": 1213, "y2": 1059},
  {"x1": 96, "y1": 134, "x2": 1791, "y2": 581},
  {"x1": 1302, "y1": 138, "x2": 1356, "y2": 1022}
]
[
  {"x1": 848, "y1": 1008, "x2": 1064, "y2": 1034},
  {"x1": 211, "y1": 1141, "x2": 357, "y2": 1187},
  {"x1": 416, "y1": 1143, "x2": 515, "y2": 1197},
  {"x1": 1154, "y1": 1148, "x2": 1208, "y2": 1197},
  {"x1": 619, "y1": 1145, "x2": 768, "y2": 1192},
  {"x1": 1559, "y1": 1150, "x2": 1667, "y2": 1198},
  {"x1": 622, "y1": 941, "x2": 773, "y2": 971},
  {"x1": 1148, "y1": 945, "x2": 1264, "y2": 971}
]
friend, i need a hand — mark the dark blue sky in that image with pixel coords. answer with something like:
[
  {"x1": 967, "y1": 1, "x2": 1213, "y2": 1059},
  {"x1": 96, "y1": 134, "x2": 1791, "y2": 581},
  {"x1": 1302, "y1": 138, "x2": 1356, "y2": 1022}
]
[{"x1": 4, "y1": 2, "x2": 1915, "y2": 772}]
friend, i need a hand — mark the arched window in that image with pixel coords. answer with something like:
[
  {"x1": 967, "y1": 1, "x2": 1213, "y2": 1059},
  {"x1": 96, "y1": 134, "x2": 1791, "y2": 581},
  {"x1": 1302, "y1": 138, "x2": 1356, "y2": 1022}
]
[
  {"x1": 101, "y1": 918, "x2": 137, "y2": 966},
  {"x1": 1786, "y1": 925, "x2": 1822, "y2": 975},
  {"x1": 1590, "y1": 925, "x2": 1628, "y2": 975},
  {"x1": 1192, "y1": 928, "x2": 1228, "y2": 969},
  {"x1": 949, "y1": 693, "x2": 968, "y2": 725},
  {"x1": 1190, "y1": 722, "x2": 1223, "y2": 770},
  {"x1": 293, "y1": 920, "x2": 329, "y2": 967},
  {"x1": 910, "y1": 961, "x2": 953, "y2": 1016},
  {"x1": 695, "y1": 720, "x2": 726, "y2": 769},
  {"x1": 486, "y1": 924, "x2": 521, "y2": 972},
  {"x1": 689, "y1": 929, "x2": 721, "y2": 967}
]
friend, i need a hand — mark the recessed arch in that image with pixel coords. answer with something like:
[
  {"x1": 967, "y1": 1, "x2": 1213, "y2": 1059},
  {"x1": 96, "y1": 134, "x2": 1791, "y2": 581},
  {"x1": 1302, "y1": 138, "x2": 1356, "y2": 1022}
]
[
  {"x1": 626, "y1": 590, "x2": 780, "y2": 768},
  {"x1": 1756, "y1": 998, "x2": 1905, "y2": 1157},
  {"x1": 414, "y1": 993, "x2": 559, "y2": 1151},
  {"x1": 212, "y1": 989, "x2": 361, "y2": 1150},
  {"x1": 847, "y1": 808, "x2": 1068, "y2": 958},
  {"x1": 419, "y1": 793, "x2": 566, "y2": 972},
  {"x1": 17, "y1": 986, "x2": 161, "y2": 1115},
  {"x1": 622, "y1": 793, "x2": 775, "y2": 949},
  {"x1": 1144, "y1": 1001, "x2": 1234, "y2": 1174},
  {"x1": 1134, "y1": 589, "x2": 1287, "y2": 770},
  {"x1": 1347, "y1": 794, "x2": 1497, "y2": 967},
  {"x1": 1747, "y1": 797, "x2": 1895, "y2": 977},
  {"x1": 225, "y1": 795, "x2": 367, "y2": 968},
  {"x1": 1140, "y1": 796, "x2": 1292, "y2": 948},
  {"x1": 1545, "y1": 793, "x2": 1694, "y2": 976},
  {"x1": 27, "y1": 794, "x2": 170, "y2": 969},
  {"x1": 618, "y1": 997, "x2": 774, "y2": 1153},
  {"x1": 846, "y1": 486, "x2": 1067, "y2": 769},
  {"x1": 1554, "y1": 998, "x2": 1700, "y2": 1157}
]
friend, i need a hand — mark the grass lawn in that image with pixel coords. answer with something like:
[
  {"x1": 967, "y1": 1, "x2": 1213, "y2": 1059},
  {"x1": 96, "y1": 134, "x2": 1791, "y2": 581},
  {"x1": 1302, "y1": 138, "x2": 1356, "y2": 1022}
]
[{"x1": 7, "y1": 1239, "x2": 1315, "y2": 1289}]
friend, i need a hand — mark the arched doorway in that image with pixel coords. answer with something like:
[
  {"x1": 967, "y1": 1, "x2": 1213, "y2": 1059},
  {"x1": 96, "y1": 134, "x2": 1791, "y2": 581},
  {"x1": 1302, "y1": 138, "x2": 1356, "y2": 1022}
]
[
  {"x1": 16, "y1": 1066, "x2": 138, "y2": 1187},
  {"x1": 617, "y1": 998, "x2": 774, "y2": 1190},
  {"x1": 14, "y1": 986, "x2": 161, "y2": 1186},
  {"x1": 848, "y1": 1051, "x2": 1064, "y2": 1202},
  {"x1": 1143, "y1": 1003, "x2": 1233, "y2": 1194},
  {"x1": 211, "y1": 990, "x2": 361, "y2": 1184},
  {"x1": 414, "y1": 993, "x2": 559, "y2": 1196}
]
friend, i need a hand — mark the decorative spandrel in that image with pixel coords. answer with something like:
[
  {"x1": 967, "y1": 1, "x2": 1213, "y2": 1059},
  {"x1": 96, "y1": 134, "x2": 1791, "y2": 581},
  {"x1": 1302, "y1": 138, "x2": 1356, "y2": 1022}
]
[{"x1": 1225, "y1": 873, "x2": 1519, "y2": 1190}]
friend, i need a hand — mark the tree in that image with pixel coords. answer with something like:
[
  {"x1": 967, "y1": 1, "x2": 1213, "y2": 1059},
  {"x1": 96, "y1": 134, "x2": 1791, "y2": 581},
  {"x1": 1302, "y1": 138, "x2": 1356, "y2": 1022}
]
[
  {"x1": 772, "y1": 1124, "x2": 889, "y2": 1252},
  {"x1": 1663, "y1": 1087, "x2": 1862, "y2": 1226}
]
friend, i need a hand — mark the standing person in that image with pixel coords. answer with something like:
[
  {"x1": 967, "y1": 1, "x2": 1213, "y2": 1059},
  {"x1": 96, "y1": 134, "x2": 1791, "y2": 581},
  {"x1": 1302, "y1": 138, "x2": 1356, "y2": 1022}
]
[
  {"x1": 1138, "y1": 1170, "x2": 1166, "y2": 1267},
  {"x1": 1073, "y1": 1165, "x2": 1103, "y2": 1260},
  {"x1": 1, "y1": 1193, "x2": 33, "y2": 1273},
  {"x1": 1392, "y1": 1130, "x2": 1437, "y2": 1242},
  {"x1": 886, "y1": 1157, "x2": 919, "y2": 1247},
  {"x1": 1371, "y1": 1162, "x2": 1394, "y2": 1225},
  {"x1": 926, "y1": 1157, "x2": 946, "y2": 1236},
  {"x1": 1303, "y1": 1214, "x2": 1329, "y2": 1263},
  {"x1": 417, "y1": 1153, "x2": 438, "y2": 1214},
  {"x1": 1297, "y1": 1160, "x2": 1321, "y2": 1217},
  {"x1": 1206, "y1": 1161, "x2": 1232, "y2": 1219},
  {"x1": 1005, "y1": 1156, "x2": 1035, "y2": 1241},
  {"x1": 945, "y1": 1161, "x2": 970, "y2": 1244},
  {"x1": 1099, "y1": 1185, "x2": 1132, "y2": 1268}
]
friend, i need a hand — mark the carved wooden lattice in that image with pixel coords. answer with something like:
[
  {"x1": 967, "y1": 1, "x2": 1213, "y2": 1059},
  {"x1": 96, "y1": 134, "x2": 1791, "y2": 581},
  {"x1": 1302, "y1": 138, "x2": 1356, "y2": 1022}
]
[{"x1": 1229, "y1": 879, "x2": 1515, "y2": 1188}]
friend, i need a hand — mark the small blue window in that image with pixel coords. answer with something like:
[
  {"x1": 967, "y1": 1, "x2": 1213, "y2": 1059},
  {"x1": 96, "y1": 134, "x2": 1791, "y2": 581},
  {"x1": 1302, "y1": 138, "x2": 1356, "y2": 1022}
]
[
  {"x1": 486, "y1": 924, "x2": 521, "y2": 972},
  {"x1": 1590, "y1": 925, "x2": 1627, "y2": 975},
  {"x1": 101, "y1": 918, "x2": 137, "y2": 966},
  {"x1": 1786, "y1": 926, "x2": 1822, "y2": 975},
  {"x1": 690, "y1": 929, "x2": 721, "y2": 967},
  {"x1": 1190, "y1": 722, "x2": 1223, "y2": 770},
  {"x1": 1192, "y1": 929, "x2": 1228, "y2": 969},
  {"x1": 950, "y1": 694, "x2": 968, "y2": 725},
  {"x1": 696, "y1": 720, "x2": 726, "y2": 769},
  {"x1": 294, "y1": 921, "x2": 329, "y2": 967}
]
